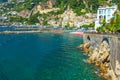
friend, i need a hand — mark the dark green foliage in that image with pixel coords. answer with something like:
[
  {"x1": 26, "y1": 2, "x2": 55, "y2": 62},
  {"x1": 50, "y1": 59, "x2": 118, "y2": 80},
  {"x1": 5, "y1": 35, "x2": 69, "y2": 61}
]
[
  {"x1": 27, "y1": 13, "x2": 39, "y2": 25},
  {"x1": 10, "y1": 16, "x2": 28, "y2": 23},
  {"x1": 10, "y1": 16, "x2": 20, "y2": 22},
  {"x1": 64, "y1": 23, "x2": 75, "y2": 30},
  {"x1": 97, "y1": 13, "x2": 120, "y2": 33},
  {"x1": 82, "y1": 22, "x2": 95, "y2": 28},
  {"x1": 13, "y1": 1, "x2": 34, "y2": 11},
  {"x1": 101, "y1": 19, "x2": 106, "y2": 27},
  {"x1": 112, "y1": 0, "x2": 120, "y2": 10},
  {"x1": 2, "y1": 0, "x2": 120, "y2": 26},
  {"x1": 2, "y1": 0, "x2": 119, "y2": 15}
]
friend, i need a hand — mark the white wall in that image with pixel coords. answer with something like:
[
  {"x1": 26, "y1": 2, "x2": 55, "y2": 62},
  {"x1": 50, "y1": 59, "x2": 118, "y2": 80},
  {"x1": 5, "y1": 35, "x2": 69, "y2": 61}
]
[{"x1": 95, "y1": 5, "x2": 117, "y2": 30}]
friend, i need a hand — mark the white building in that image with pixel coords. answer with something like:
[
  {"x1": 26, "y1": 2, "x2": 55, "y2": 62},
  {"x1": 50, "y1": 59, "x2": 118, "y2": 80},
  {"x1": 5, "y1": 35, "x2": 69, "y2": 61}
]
[{"x1": 95, "y1": 5, "x2": 117, "y2": 30}]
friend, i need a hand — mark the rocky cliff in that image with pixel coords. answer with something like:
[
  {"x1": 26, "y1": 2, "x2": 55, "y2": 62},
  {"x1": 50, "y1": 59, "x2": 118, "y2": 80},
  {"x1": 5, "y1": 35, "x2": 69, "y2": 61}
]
[{"x1": 79, "y1": 33, "x2": 120, "y2": 80}]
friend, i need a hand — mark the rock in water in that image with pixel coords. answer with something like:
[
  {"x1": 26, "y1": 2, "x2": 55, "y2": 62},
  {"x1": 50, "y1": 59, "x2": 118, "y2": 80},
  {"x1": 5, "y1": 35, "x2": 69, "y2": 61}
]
[
  {"x1": 81, "y1": 40, "x2": 111, "y2": 79},
  {"x1": 101, "y1": 51, "x2": 109, "y2": 63},
  {"x1": 83, "y1": 42, "x2": 90, "y2": 53},
  {"x1": 77, "y1": 42, "x2": 90, "y2": 53},
  {"x1": 77, "y1": 44, "x2": 84, "y2": 50}
]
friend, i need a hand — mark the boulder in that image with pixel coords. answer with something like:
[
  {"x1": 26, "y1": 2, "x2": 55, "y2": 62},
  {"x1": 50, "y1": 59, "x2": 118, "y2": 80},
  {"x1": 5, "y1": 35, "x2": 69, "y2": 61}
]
[
  {"x1": 77, "y1": 44, "x2": 84, "y2": 49},
  {"x1": 104, "y1": 62, "x2": 110, "y2": 68},
  {"x1": 83, "y1": 42, "x2": 90, "y2": 53},
  {"x1": 108, "y1": 69, "x2": 117, "y2": 80},
  {"x1": 90, "y1": 48, "x2": 99, "y2": 61},
  {"x1": 95, "y1": 61, "x2": 101, "y2": 66},
  {"x1": 81, "y1": 38, "x2": 111, "y2": 79},
  {"x1": 99, "y1": 62, "x2": 108, "y2": 74},
  {"x1": 101, "y1": 51, "x2": 109, "y2": 63},
  {"x1": 99, "y1": 41, "x2": 110, "y2": 53},
  {"x1": 86, "y1": 59, "x2": 93, "y2": 63},
  {"x1": 84, "y1": 42, "x2": 90, "y2": 48}
]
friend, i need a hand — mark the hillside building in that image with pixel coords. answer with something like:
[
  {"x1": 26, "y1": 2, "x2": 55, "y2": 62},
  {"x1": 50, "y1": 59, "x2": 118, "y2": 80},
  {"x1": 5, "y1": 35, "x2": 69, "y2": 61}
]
[{"x1": 95, "y1": 5, "x2": 117, "y2": 30}]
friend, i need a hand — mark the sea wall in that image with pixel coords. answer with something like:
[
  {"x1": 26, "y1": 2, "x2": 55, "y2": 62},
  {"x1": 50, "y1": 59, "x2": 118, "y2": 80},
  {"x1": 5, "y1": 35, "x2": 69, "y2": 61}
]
[{"x1": 82, "y1": 32, "x2": 120, "y2": 80}]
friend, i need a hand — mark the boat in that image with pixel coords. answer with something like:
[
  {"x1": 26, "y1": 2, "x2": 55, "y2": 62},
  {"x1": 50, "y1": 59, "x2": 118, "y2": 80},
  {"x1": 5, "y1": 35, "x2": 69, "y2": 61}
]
[
  {"x1": 70, "y1": 31, "x2": 83, "y2": 36},
  {"x1": 69, "y1": 28, "x2": 88, "y2": 36}
]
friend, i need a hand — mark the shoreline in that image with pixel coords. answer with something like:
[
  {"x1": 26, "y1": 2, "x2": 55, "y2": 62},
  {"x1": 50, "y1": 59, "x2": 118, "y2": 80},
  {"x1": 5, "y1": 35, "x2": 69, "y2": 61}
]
[
  {"x1": 0, "y1": 30, "x2": 68, "y2": 34},
  {"x1": 78, "y1": 38, "x2": 111, "y2": 80},
  {"x1": 0, "y1": 30, "x2": 42, "y2": 34},
  {"x1": 78, "y1": 32, "x2": 120, "y2": 80}
]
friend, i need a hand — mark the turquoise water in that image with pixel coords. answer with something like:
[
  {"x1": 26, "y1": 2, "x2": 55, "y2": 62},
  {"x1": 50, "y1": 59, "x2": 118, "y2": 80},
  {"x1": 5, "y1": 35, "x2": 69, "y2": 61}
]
[{"x1": 0, "y1": 33, "x2": 101, "y2": 80}]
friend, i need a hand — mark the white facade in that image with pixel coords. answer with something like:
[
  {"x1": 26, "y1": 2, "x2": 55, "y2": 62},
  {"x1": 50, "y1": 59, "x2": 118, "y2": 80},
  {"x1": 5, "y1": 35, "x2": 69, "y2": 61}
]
[{"x1": 95, "y1": 5, "x2": 117, "y2": 30}]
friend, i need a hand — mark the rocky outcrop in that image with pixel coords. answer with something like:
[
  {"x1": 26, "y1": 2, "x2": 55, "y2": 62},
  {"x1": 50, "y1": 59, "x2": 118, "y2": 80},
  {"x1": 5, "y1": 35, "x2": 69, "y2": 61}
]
[
  {"x1": 32, "y1": 0, "x2": 59, "y2": 15},
  {"x1": 78, "y1": 41, "x2": 90, "y2": 53},
  {"x1": 79, "y1": 41, "x2": 111, "y2": 79},
  {"x1": 79, "y1": 33, "x2": 120, "y2": 80},
  {"x1": 33, "y1": 4, "x2": 60, "y2": 14},
  {"x1": 17, "y1": 9, "x2": 30, "y2": 18},
  {"x1": 89, "y1": 41, "x2": 110, "y2": 62}
]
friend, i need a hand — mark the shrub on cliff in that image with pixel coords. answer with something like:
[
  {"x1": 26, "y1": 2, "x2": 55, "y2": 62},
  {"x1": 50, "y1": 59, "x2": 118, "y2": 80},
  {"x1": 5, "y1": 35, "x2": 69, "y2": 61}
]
[
  {"x1": 97, "y1": 13, "x2": 120, "y2": 33},
  {"x1": 27, "y1": 13, "x2": 40, "y2": 25},
  {"x1": 82, "y1": 22, "x2": 95, "y2": 28},
  {"x1": 106, "y1": 13, "x2": 120, "y2": 32}
]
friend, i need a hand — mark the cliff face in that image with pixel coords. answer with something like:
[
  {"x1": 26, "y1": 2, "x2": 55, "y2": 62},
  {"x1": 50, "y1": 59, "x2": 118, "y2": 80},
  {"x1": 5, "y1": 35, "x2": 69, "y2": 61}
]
[{"x1": 82, "y1": 33, "x2": 120, "y2": 80}]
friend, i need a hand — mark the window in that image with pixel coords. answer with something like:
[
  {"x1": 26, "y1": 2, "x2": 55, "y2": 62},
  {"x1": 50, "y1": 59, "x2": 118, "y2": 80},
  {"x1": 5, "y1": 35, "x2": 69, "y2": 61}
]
[
  {"x1": 99, "y1": 10, "x2": 101, "y2": 14},
  {"x1": 100, "y1": 10, "x2": 103, "y2": 14},
  {"x1": 101, "y1": 10, "x2": 103, "y2": 14},
  {"x1": 107, "y1": 9, "x2": 111, "y2": 14},
  {"x1": 107, "y1": 15, "x2": 110, "y2": 18},
  {"x1": 104, "y1": 10, "x2": 106, "y2": 14},
  {"x1": 99, "y1": 15, "x2": 103, "y2": 24}
]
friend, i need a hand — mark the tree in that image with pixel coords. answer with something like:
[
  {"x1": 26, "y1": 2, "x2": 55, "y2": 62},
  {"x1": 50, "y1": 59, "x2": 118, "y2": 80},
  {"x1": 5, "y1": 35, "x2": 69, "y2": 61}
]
[
  {"x1": 100, "y1": 13, "x2": 120, "y2": 33},
  {"x1": 27, "y1": 13, "x2": 39, "y2": 25},
  {"x1": 98, "y1": 0, "x2": 107, "y2": 6}
]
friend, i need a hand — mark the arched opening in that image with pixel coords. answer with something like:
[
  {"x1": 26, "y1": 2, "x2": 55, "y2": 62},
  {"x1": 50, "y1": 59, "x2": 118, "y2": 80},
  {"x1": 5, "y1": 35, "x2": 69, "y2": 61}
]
[
  {"x1": 87, "y1": 36, "x2": 90, "y2": 41},
  {"x1": 102, "y1": 37, "x2": 109, "y2": 44}
]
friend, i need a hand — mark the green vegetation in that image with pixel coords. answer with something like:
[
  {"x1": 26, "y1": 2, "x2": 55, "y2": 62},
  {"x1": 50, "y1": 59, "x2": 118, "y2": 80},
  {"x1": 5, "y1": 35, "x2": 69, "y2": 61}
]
[
  {"x1": 97, "y1": 13, "x2": 120, "y2": 33},
  {"x1": 65, "y1": 26, "x2": 75, "y2": 30},
  {"x1": 1, "y1": 0, "x2": 120, "y2": 26},
  {"x1": 1, "y1": 0, "x2": 120, "y2": 14},
  {"x1": 13, "y1": 0, "x2": 34, "y2": 11},
  {"x1": 10, "y1": 16, "x2": 21, "y2": 22},
  {"x1": 27, "y1": 13, "x2": 39, "y2": 25},
  {"x1": 4, "y1": 0, "x2": 120, "y2": 15},
  {"x1": 112, "y1": 0, "x2": 120, "y2": 10},
  {"x1": 10, "y1": 16, "x2": 28, "y2": 24},
  {"x1": 82, "y1": 22, "x2": 95, "y2": 28},
  {"x1": 27, "y1": 12, "x2": 50, "y2": 25}
]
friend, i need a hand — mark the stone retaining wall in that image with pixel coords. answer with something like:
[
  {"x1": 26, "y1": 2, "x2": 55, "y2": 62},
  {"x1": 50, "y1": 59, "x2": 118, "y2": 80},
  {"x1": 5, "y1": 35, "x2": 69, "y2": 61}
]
[{"x1": 83, "y1": 33, "x2": 120, "y2": 80}]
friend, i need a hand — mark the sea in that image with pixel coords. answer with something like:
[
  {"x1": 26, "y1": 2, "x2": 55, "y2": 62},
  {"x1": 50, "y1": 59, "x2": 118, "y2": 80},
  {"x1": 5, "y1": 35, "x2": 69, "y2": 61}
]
[{"x1": 0, "y1": 27, "x2": 102, "y2": 80}]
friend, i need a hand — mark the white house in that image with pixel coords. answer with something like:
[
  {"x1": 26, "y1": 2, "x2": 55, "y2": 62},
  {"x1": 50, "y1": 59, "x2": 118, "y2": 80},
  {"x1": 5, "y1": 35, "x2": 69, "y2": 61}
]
[{"x1": 95, "y1": 5, "x2": 117, "y2": 30}]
